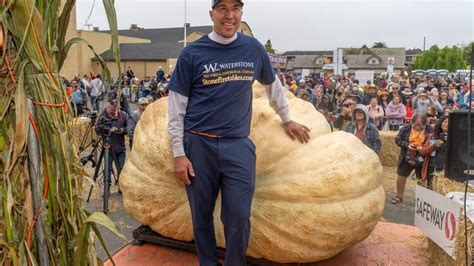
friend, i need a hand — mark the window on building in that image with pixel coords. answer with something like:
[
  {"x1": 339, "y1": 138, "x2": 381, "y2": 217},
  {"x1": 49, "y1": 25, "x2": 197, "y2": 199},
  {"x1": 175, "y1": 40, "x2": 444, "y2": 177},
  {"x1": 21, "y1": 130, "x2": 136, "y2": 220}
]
[{"x1": 369, "y1": 58, "x2": 379, "y2": 65}]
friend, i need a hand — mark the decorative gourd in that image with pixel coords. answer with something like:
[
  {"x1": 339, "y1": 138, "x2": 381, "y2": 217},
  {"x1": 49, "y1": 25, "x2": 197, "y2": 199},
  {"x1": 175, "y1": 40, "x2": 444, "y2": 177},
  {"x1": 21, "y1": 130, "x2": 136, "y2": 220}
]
[{"x1": 120, "y1": 84, "x2": 385, "y2": 263}]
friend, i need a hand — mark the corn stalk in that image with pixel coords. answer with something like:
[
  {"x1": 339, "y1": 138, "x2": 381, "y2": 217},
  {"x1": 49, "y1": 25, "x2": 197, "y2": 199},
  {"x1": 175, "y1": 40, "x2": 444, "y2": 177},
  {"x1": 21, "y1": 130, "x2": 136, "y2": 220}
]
[{"x1": 0, "y1": 0, "x2": 125, "y2": 265}]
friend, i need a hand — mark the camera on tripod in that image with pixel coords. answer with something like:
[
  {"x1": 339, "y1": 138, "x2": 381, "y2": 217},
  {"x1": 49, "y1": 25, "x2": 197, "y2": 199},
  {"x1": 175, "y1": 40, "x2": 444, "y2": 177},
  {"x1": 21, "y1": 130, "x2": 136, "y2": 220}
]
[{"x1": 95, "y1": 115, "x2": 117, "y2": 137}]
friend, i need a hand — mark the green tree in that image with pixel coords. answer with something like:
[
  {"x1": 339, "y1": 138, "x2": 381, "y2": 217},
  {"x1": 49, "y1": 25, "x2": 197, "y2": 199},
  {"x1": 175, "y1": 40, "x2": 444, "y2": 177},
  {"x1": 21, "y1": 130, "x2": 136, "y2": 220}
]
[
  {"x1": 372, "y1": 42, "x2": 387, "y2": 48},
  {"x1": 462, "y1": 42, "x2": 473, "y2": 67},
  {"x1": 265, "y1": 39, "x2": 275, "y2": 54}
]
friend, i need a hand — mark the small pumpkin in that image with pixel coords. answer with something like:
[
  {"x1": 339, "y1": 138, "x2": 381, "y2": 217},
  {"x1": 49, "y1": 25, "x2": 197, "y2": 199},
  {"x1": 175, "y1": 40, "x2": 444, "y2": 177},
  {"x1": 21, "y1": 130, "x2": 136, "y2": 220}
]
[{"x1": 120, "y1": 83, "x2": 385, "y2": 263}]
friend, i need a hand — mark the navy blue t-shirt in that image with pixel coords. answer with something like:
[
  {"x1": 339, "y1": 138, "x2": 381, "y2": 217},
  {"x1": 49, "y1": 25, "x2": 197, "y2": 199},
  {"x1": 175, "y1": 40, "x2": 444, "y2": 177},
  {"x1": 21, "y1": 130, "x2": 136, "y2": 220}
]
[{"x1": 168, "y1": 33, "x2": 275, "y2": 138}]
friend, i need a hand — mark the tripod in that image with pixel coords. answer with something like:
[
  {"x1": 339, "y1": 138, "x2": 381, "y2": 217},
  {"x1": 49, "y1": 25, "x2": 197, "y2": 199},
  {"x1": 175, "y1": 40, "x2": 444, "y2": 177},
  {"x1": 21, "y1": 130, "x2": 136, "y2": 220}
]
[{"x1": 85, "y1": 135, "x2": 120, "y2": 214}]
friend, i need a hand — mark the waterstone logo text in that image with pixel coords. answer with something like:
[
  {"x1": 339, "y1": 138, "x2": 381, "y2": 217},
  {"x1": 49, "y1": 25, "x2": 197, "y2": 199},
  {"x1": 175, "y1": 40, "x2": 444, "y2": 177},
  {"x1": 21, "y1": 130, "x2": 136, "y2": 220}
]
[{"x1": 203, "y1": 62, "x2": 255, "y2": 74}]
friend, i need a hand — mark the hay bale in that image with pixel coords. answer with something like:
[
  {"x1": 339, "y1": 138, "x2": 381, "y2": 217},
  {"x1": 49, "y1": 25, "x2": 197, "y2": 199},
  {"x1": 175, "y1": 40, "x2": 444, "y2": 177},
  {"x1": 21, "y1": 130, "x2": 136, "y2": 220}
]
[
  {"x1": 71, "y1": 117, "x2": 95, "y2": 150},
  {"x1": 379, "y1": 131, "x2": 399, "y2": 167},
  {"x1": 429, "y1": 173, "x2": 474, "y2": 265}
]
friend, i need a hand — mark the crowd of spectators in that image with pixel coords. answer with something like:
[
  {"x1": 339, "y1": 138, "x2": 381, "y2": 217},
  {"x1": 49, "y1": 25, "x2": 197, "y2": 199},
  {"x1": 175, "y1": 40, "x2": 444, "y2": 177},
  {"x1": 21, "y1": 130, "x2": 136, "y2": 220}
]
[{"x1": 280, "y1": 72, "x2": 473, "y2": 199}]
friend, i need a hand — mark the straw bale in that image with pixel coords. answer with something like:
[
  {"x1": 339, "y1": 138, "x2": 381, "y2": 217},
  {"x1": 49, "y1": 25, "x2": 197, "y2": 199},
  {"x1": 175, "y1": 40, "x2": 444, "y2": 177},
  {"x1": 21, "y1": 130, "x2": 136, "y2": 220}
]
[{"x1": 379, "y1": 131, "x2": 399, "y2": 167}]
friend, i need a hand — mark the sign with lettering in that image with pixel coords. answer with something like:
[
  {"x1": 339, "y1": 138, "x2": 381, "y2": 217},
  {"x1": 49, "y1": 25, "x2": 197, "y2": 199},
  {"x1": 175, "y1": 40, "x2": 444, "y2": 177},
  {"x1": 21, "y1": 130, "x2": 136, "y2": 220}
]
[{"x1": 415, "y1": 185, "x2": 461, "y2": 258}]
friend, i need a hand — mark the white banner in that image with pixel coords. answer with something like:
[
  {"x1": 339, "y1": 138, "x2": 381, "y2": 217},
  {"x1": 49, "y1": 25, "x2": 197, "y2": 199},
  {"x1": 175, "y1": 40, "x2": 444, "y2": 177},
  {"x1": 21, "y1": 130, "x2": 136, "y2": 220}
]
[
  {"x1": 415, "y1": 185, "x2": 461, "y2": 258},
  {"x1": 354, "y1": 70, "x2": 374, "y2": 86}
]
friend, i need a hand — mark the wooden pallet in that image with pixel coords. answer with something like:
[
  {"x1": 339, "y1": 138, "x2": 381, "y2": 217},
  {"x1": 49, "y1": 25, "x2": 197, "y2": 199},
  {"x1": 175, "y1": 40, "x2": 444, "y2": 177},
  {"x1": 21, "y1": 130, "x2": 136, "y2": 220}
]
[{"x1": 132, "y1": 225, "x2": 285, "y2": 266}]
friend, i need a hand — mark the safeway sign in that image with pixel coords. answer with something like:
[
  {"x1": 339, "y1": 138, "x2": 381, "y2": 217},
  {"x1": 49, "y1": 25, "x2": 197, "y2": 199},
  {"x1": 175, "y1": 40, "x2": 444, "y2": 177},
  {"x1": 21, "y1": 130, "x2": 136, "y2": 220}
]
[{"x1": 415, "y1": 185, "x2": 461, "y2": 258}]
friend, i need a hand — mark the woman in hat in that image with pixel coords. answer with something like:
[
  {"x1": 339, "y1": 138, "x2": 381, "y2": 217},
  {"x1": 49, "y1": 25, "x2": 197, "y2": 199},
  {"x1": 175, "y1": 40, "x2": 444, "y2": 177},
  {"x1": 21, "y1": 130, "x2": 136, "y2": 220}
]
[{"x1": 379, "y1": 91, "x2": 390, "y2": 114}]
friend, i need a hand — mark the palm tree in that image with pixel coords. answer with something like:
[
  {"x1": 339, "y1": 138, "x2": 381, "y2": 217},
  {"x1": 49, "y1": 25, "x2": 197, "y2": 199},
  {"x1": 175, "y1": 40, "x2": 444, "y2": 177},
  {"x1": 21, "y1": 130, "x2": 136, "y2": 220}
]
[
  {"x1": 1, "y1": 0, "x2": 125, "y2": 264},
  {"x1": 372, "y1": 42, "x2": 388, "y2": 48}
]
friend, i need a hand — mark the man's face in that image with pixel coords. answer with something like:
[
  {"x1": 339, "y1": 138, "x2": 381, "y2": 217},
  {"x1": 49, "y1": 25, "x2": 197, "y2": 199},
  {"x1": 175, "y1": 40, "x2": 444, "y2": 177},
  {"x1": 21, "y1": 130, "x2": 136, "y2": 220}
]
[
  {"x1": 392, "y1": 86, "x2": 399, "y2": 94},
  {"x1": 342, "y1": 101, "x2": 356, "y2": 115},
  {"x1": 138, "y1": 104, "x2": 148, "y2": 112},
  {"x1": 209, "y1": 0, "x2": 243, "y2": 38},
  {"x1": 412, "y1": 118, "x2": 426, "y2": 132},
  {"x1": 107, "y1": 105, "x2": 117, "y2": 116}
]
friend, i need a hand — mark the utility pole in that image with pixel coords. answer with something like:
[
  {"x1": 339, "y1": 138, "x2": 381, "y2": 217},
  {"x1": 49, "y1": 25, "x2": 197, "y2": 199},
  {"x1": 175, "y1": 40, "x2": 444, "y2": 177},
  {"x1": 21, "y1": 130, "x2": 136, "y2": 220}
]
[
  {"x1": 423, "y1": 37, "x2": 426, "y2": 52},
  {"x1": 184, "y1": 0, "x2": 187, "y2": 47}
]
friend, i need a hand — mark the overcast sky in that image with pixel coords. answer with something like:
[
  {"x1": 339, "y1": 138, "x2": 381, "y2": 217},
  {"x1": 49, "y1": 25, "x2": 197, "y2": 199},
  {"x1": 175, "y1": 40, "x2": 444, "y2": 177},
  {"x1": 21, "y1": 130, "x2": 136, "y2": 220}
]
[{"x1": 76, "y1": 0, "x2": 473, "y2": 53}]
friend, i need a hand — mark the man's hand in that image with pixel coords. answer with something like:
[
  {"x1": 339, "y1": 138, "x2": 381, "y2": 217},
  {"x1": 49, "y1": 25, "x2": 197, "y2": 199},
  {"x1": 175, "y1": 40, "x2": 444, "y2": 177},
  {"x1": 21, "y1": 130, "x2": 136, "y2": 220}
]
[
  {"x1": 110, "y1": 127, "x2": 118, "y2": 133},
  {"x1": 283, "y1": 121, "x2": 311, "y2": 144},
  {"x1": 174, "y1": 156, "x2": 195, "y2": 185}
]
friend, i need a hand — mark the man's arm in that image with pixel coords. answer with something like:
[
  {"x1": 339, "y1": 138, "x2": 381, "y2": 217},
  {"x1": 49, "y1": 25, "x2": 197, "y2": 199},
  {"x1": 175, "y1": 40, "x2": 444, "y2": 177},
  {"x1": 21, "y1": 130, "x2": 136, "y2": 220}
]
[
  {"x1": 262, "y1": 74, "x2": 310, "y2": 143},
  {"x1": 168, "y1": 91, "x2": 188, "y2": 158},
  {"x1": 168, "y1": 90, "x2": 194, "y2": 185},
  {"x1": 262, "y1": 74, "x2": 291, "y2": 123}
]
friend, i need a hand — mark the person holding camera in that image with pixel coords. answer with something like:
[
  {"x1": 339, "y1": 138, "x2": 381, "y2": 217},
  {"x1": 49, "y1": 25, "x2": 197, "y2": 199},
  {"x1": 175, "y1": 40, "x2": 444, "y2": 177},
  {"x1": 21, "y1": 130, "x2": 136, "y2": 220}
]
[
  {"x1": 392, "y1": 114, "x2": 431, "y2": 204},
  {"x1": 420, "y1": 116, "x2": 449, "y2": 188},
  {"x1": 96, "y1": 100, "x2": 128, "y2": 191}
]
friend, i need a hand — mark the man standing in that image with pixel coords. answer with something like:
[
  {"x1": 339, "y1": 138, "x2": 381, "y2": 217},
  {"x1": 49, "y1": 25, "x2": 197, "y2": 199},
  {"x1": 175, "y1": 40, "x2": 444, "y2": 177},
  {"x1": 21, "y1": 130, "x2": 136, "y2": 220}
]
[
  {"x1": 90, "y1": 74, "x2": 103, "y2": 111},
  {"x1": 126, "y1": 66, "x2": 135, "y2": 81},
  {"x1": 156, "y1": 66, "x2": 165, "y2": 82},
  {"x1": 96, "y1": 100, "x2": 128, "y2": 192},
  {"x1": 167, "y1": 1, "x2": 310, "y2": 265},
  {"x1": 127, "y1": 97, "x2": 149, "y2": 150}
]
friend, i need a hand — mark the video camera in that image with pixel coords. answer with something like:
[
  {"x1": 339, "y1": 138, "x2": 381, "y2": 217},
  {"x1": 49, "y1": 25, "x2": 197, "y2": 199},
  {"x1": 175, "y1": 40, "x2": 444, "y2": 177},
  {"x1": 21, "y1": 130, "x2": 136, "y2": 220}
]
[{"x1": 95, "y1": 115, "x2": 117, "y2": 137}]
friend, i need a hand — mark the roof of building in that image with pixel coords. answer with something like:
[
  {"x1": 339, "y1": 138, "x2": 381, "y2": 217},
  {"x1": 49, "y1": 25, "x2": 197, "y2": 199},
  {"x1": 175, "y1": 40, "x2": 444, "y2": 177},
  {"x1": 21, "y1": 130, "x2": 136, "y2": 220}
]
[
  {"x1": 282, "y1": 50, "x2": 333, "y2": 56},
  {"x1": 100, "y1": 25, "x2": 214, "y2": 43},
  {"x1": 97, "y1": 42, "x2": 185, "y2": 61},
  {"x1": 345, "y1": 47, "x2": 406, "y2": 69},
  {"x1": 406, "y1": 48, "x2": 423, "y2": 55}
]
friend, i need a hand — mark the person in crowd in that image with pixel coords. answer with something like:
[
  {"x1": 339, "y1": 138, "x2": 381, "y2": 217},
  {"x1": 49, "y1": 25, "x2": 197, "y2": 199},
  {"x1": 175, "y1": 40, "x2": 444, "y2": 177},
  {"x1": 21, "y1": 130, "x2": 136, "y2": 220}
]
[
  {"x1": 438, "y1": 91, "x2": 454, "y2": 108},
  {"x1": 420, "y1": 116, "x2": 449, "y2": 188},
  {"x1": 81, "y1": 74, "x2": 91, "y2": 96},
  {"x1": 379, "y1": 91, "x2": 389, "y2": 113},
  {"x1": 344, "y1": 104, "x2": 381, "y2": 154},
  {"x1": 350, "y1": 86, "x2": 363, "y2": 103},
  {"x1": 156, "y1": 66, "x2": 165, "y2": 82},
  {"x1": 367, "y1": 97, "x2": 384, "y2": 130},
  {"x1": 404, "y1": 95, "x2": 416, "y2": 123},
  {"x1": 442, "y1": 106, "x2": 453, "y2": 117},
  {"x1": 90, "y1": 74, "x2": 103, "y2": 111},
  {"x1": 127, "y1": 97, "x2": 149, "y2": 149},
  {"x1": 62, "y1": 75, "x2": 70, "y2": 87},
  {"x1": 71, "y1": 81, "x2": 85, "y2": 116},
  {"x1": 95, "y1": 100, "x2": 128, "y2": 193},
  {"x1": 131, "y1": 77, "x2": 139, "y2": 103},
  {"x1": 334, "y1": 98, "x2": 356, "y2": 130},
  {"x1": 463, "y1": 80, "x2": 474, "y2": 108},
  {"x1": 429, "y1": 89, "x2": 443, "y2": 113},
  {"x1": 126, "y1": 66, "x2": 135, "y2": 81},
  {"x1": 295, "y1": 79, "x2": 312, "y2": 98},
  {"x1": 413, "y1": 91, "x2": 432, "y2": 114},
  {"x1": 401, "y1": 88, "x2": 413, "y2": 103},
  {"x1": 426, "y1": 105, "x2": 438, "y2": 126},
  {"x1": 289, "y1": 80, "x2": 297, "y2": 94},
  {"x1": 392, "y1": 114, "x2": 431, "y2": 204},
  {"x1": 388, "y1": 83, "x2": 407, "y2": 105},
  {"x1": 140, "y1": 76, "x2": 152, "y2": 98},
  {"x1": 147, "y1": 95, "x2": 154, "y2": 104},
  {"x1": 385, "y1": 95, "x2": 407, "y2": 131},
  {"x1": 362, "y1": 85, "x2": 379, "y2": 105}
]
